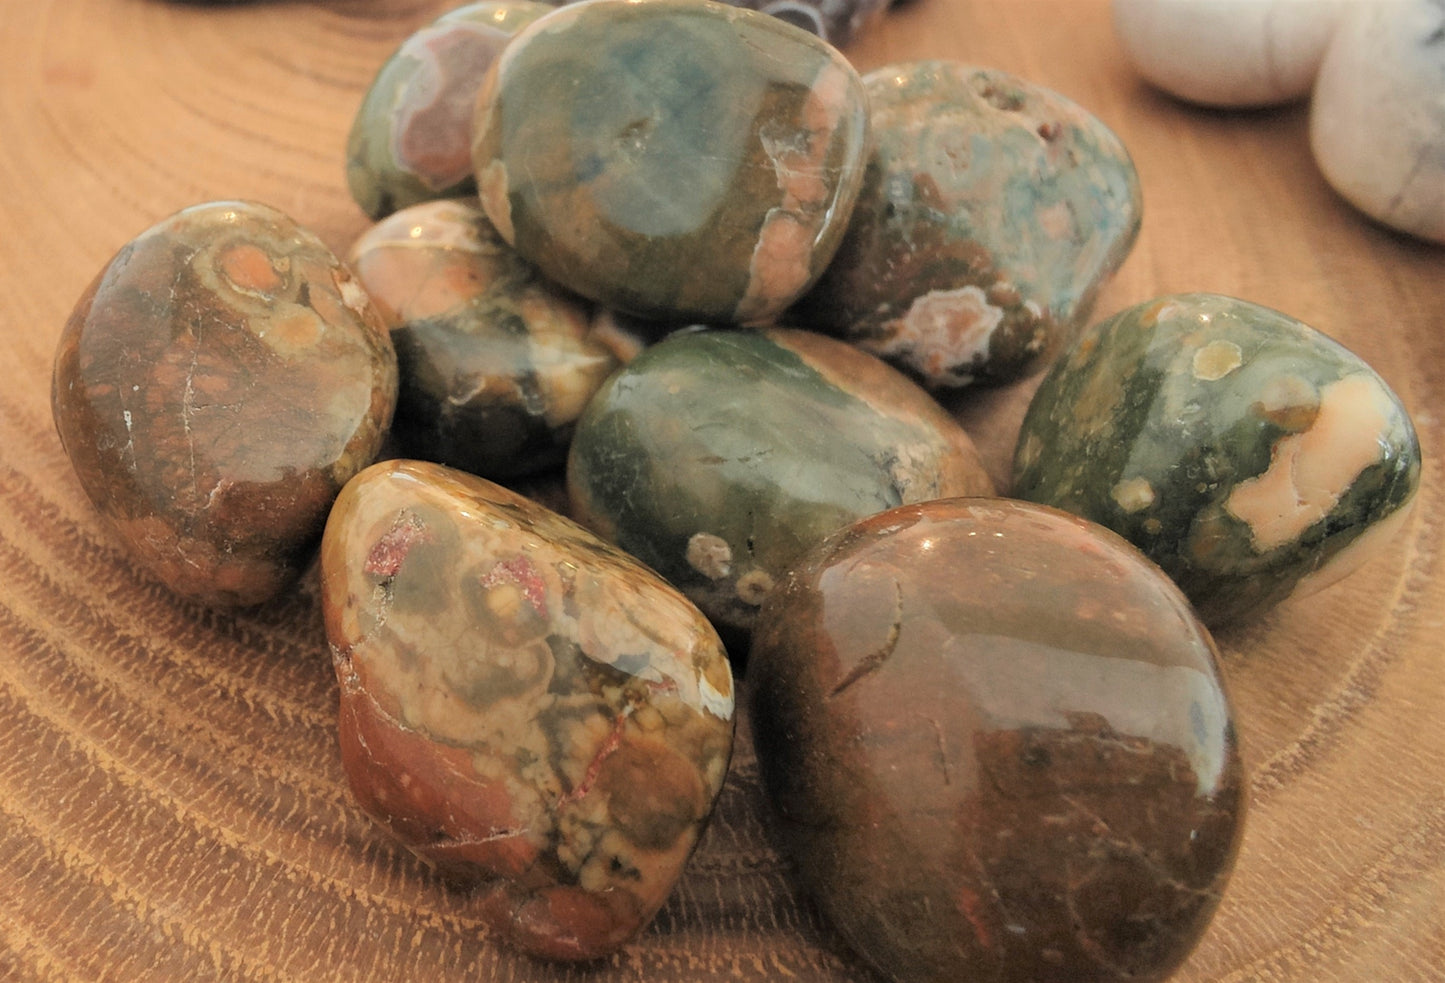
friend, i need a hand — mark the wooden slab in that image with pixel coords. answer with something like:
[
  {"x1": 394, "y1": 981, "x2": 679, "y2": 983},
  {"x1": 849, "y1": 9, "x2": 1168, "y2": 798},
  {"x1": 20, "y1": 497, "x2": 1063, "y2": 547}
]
[{"x1": 1, "y1": 1, "x2": 1441, "y2": 980}]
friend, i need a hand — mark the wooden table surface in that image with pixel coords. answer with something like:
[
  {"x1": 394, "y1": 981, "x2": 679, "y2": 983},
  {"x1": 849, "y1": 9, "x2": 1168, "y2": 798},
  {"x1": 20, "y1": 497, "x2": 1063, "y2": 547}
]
[{"x1": 2, "y1": 1, "x2": 1441, "y2": 980}]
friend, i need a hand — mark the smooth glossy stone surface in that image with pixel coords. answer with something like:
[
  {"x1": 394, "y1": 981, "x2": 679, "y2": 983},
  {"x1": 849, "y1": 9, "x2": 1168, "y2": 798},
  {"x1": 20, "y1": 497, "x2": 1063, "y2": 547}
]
[
  {"x1": 52, "y1": 200, "x2": 398, "y2": 607},
  {"x1": 472, "y1": 0, "x2": 870, "y2": 324},
  {"x1": 1310, "y1": 1, "x2": 1445, "y2": 243},
  {"x1": 1013, "y1": 293, "x2": 1421, "y2": 625},
  {"x1": 345, "y1": 1, "x2": 551, "y2": 220},
  {"x1": 567, "y1": 328, "x2": 994, "y2": 637},
  {"x1": 321, "y1": 460, "x2": 734, "y2": 961},
  {"x1": 748, "y1": 498, "x2": 1245, "y2": 983},
  {"x1": 559, "y1": 0, "x2": 888, "y2": 46},
  {"x1": 349, "y1": 198, "x2": 617, "y2": 479},
  {"x1": 1113, "y1": 0, "x2": 1344, "y2": 107},
  {"x1": 792, "y1": 62, "x2": 1142, "y2": 389}
]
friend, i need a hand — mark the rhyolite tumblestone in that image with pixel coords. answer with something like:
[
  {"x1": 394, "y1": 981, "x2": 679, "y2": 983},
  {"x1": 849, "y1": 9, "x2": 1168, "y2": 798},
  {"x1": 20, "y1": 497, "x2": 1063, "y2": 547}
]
[
  {"x1": 349, "y1": 198, "x2": 618, "y2": 479},
  {"x1": 471, "y1": 0, "x2": 870, "y2": 324},
  {"x1": 748, "y1": 498, "x2": 1245, "y2": 983},
  {"x1": 1013, "y1": 293, "x2": 1421, "y2": 625},
  {"x1": 321, "y1": 460, "x2": 734, "y2": 960},
  {"x1": 566, "y1": 328, "x2": 994, "y2": 638},
  {"x1": 792, "y1": 61, "x2": 1142, "y2": 388},
  {"x1": 52, "y1": 200, "x2": 398, "y2": 607},
  {"x1": 345, "y1": 1, "x2": 552, "y2": 220}
]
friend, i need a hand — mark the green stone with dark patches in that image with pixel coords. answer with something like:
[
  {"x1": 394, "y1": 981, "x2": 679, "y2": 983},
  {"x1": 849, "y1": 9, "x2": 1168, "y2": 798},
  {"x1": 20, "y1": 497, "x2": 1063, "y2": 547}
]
[
  {"x1": 566, "y1": 328, "x2": 994, "y2": 638},
  {"x1": 471, "y1": 0, "x2": 869, "y2": 324},
  {"x1": 349, "y1": 198, "x2": 618, "y2": 479},
  {"x1": 346, "y1": 1, "x2": 551, "y2": 220},
  {"x1": 792, "y1": 61, "x2": 1142, "y2": 389},
  {"x1": 1012, "y1": 293, "x2": 1421, "y2": 625}
]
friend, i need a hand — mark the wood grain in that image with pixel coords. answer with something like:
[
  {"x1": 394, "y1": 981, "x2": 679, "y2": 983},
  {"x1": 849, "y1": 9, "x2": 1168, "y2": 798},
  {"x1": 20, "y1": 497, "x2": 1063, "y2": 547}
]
[{"x1": 2, "y1": 1, "x2": 1442, "y2": 980}]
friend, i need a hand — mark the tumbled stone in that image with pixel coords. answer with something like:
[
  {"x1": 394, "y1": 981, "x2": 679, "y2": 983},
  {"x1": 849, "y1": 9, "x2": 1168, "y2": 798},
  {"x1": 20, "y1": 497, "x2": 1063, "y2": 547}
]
[
  {"x1": 346, "y1": 1, "x2": 552, "y2": 220},
  {"x1": 792, "y1": 61, "x2": 1142, "y2": 388},
  {"x1": 1013, "y1": 293, "x2": 1421, "y2": 625},
  {"x1": 472, "y1": 0, "x2": 870, "y2": 323},
  {"x1": 349, "y1": 198, "x2": 617, "y2": 479},
  {"x1": 559, "y1": 0, "x2": 888, "y2": 47},
  {"x1": 51, "y1": 201, "x2": 398, "y2": 607},
  {"x1": 748, "y1": 498, "x2": 1245, "y2": 983},
  {"x1": 1310, "y1": 0, "x2": 1445, "y2": 243},
  {"x1": 1114, "y1": 0, "x2": 1344, "y2": 107},
  {"x1": 321, "y1": 459, "x2": 734, "y2": 960},
  {"x1": 567, "y1": 328, "x2": 994, "y2": 638}
]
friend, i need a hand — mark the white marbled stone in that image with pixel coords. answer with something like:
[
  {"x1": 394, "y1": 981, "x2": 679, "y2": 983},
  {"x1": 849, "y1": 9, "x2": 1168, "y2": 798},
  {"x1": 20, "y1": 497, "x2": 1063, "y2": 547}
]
[
  {"x1": 1113, "y1": 0, "x2": 1346, "y2": 107},
  {"x1": 1310, "y1": 0, "x2": 1445, "y2": 243}
]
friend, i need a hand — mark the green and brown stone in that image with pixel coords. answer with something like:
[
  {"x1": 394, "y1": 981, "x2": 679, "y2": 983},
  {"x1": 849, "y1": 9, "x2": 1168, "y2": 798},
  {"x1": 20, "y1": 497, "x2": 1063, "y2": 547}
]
[
  {"x1": 792, "y1": 61, "x2": 1142, "y2": 388},
  {"x1": 51, "y1": 200, "x2": 398, "y2": 607},
  {"x1": 566, "y1": 328, "x2": 994, "y2": 638},
  {"x1": 345, "y1": 1, "x2": 552, "y2": 220},
  {"x1": 471, "y1": 0, "x2": 870, "y2": 324},
  {"x1": 349, "y1": 198, "x2": 618, "y2": 479},
  {"x1": 748, "y1": 498, "x2": 1245, "y2": 983},
  {"x1": 1012, "y1": 293, "x2": 1421, "y2": 625},
  {"x1": 321, "y1": 460, "x2": 734, "y2": 960}
]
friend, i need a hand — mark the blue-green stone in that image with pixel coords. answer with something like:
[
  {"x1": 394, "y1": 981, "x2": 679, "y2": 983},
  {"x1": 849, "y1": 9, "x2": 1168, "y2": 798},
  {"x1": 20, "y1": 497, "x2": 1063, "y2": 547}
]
[
  {"x1": 1012, "y1": 293, "x2": 1421, "y2": 625},
  {"x1": 471, "y1": 0, "x2": 870, "y2": 324}
]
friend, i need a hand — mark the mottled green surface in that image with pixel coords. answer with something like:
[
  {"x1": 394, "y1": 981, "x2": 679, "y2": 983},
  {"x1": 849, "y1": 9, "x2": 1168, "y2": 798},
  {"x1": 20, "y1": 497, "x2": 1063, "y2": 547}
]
[
  {"x1": 793, "y1": 61, "x2": 1142, "y2": 388},
  {"x1": 567, "y1": 328, "x2": 993, "y2": 638},
  {"x1": 345, "y1": 1, "x2": 550, "y2": 219},
  {"x1": 1013, "y1": 293, "x2": 1420, "y2": 625},
  {"x1": 472, "y1": 0, "x2": 869, "y2": 324}
]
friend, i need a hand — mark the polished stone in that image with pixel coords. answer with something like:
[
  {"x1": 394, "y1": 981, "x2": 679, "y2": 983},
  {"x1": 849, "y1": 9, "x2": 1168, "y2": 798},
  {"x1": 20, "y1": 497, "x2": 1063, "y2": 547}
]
[
  {"x1": 322, "y1": 460, "x2": 734, "y2": 960},
  {"x1": 349, "y1": 198, "x2": 617, "y2": 479},
  {"x1": 1013, "y1": 293, "x2": 1421, "y2": 625},
  {"x1": 52, "y1": 201, "x2": 397, "y2": 607},
  {"x1": 567, "y1": 328, "x2": 994, "y2": 638},
  {"x1": 747, "y1": 498, "x2": 1245, "y2": 983},
  {"x1": 793, "y1": 61, "x2": 1141, "y2": 389},
  {"x1": 1311, "y1": 0, "x2": 1445, "y2": 243},
  {"x1": 472, "y1": 0, "x2": 870, "y2": 323},
  {"x1": 346, "y1": 1, "x2": 552, "y2": 219},
  {"x1": 1114, "y1": 0, "x2": 1344, "y2": 107}
]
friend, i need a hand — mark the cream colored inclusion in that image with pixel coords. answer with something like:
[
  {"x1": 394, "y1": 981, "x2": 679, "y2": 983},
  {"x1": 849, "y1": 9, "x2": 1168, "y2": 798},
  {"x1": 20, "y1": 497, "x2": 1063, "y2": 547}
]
[
  {"x1": 1111, "y1": 476, "x2": 1156, "y2": 513},
  {"x1": 880, "y1": 285, "x2": 1004, "y2": 386},
  {"x1": 1226, "y1": 373, "x2": 1401, "y2": 552},
  {"x1": 1191, "y1": 340, "x2": 1243, "y2": 381}
]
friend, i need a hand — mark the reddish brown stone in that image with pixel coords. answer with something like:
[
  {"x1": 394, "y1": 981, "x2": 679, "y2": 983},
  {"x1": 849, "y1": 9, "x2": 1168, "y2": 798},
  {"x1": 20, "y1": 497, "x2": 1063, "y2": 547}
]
[
  {"x1": 51, "y1": 200, "x2": 398, "y2": 607},
  {"x1": 747, "y1": 498, "x2": 1245, "y2": 983}
]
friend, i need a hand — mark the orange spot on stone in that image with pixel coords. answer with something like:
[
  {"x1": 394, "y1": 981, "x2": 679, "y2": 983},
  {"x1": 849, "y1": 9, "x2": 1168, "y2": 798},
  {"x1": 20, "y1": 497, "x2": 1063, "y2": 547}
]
[{"x1": 220, "y1": 242, "x2": 282, "y2": 294}]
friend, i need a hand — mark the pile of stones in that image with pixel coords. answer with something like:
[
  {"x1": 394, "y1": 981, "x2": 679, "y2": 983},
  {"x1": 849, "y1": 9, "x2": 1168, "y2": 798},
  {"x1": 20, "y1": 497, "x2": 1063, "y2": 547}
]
[{"x1": 50, "y1": 1, "x2": 1423, "y2": 980}]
